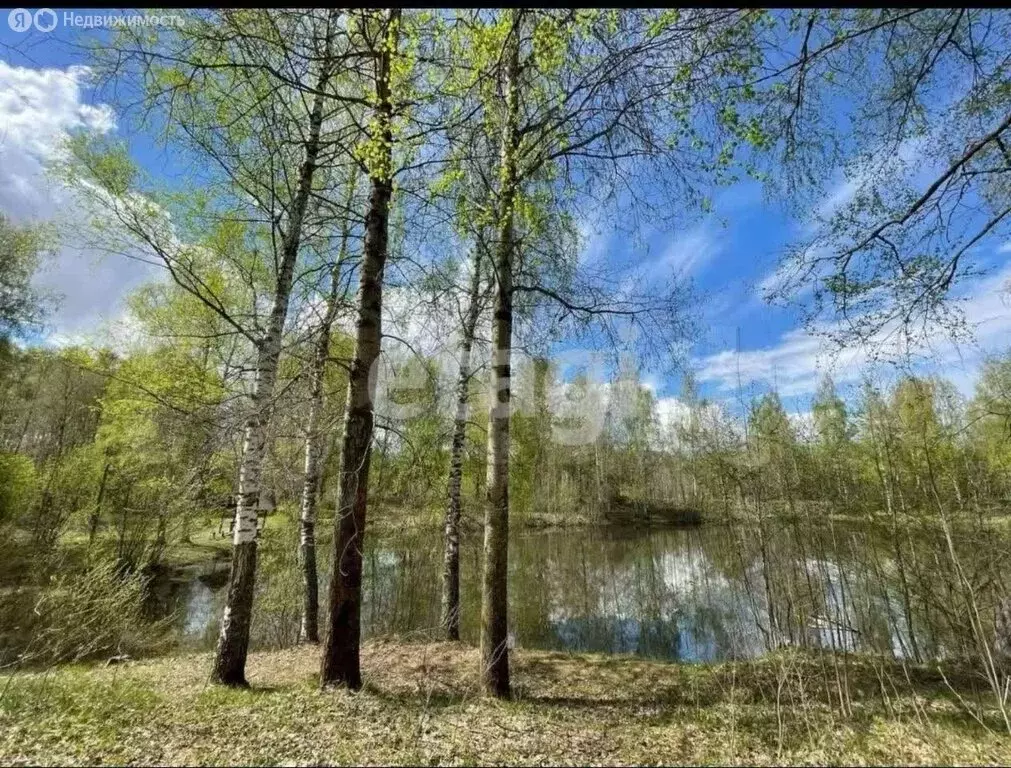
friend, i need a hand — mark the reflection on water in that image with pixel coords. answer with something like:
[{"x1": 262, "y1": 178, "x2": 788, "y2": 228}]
[{"x1": 153, "y1": 520, "x2": 999, "y2": 662}]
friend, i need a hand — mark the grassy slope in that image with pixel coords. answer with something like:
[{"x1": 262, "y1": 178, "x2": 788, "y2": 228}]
[{"x1": 2, "y1": 640, "x2": 1009, "y2": 765}]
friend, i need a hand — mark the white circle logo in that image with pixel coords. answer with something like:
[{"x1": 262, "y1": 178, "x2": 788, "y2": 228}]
[
  {"x1": 7, "y1": 8, "x2": 32, "y2": 32},
  {"x1": 33, "y1": 8, "x2": 57, "y2": 32}
]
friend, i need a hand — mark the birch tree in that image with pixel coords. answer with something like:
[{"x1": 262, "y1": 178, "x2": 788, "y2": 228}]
[
  {"x1": 441, "y1": 245, "x2": 489, "y2": 640},
  {"x1": 466, "y1": 7, "x2": 757, "y2": 696},
  {"x1": 297, "y1": 172, "x2": 359, "y2": 645},
  {"x1": 318, "y1": 7, "x2": 474, "y2": 688},
  {"x1": 68, "y1": 8, "x2": 354, "y2": 686}
]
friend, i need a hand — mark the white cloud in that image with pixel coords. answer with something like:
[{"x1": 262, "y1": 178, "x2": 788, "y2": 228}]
[
  {"x1": 0, "y1": 61, "x2": 156, "y2": 342},
  {"x1": 654, "y1": 395, "x2": 691, "y2": 436},
  {"x1": 696, "y1": 325, "x2": 828, "y2": 397},
  {"x1": 0, "y1": 62, "x2": 115, "y2": 219},
  {"x1": 658, "y1": 224, "x2": 723, "y2": 278},
  {"x1": 788, "y1": 409, "x2": 815, "y2": 441},
  {"x1": 697, "y1": 261, "x2": 1011, "y2": 399}
]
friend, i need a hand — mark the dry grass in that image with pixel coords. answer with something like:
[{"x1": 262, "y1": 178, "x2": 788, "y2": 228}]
[{"x1": 2, "y1": 640, "x2": 1010, "y2": 765}]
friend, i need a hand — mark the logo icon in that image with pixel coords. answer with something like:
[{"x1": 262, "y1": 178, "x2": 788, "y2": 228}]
[
  {"x1": 33, "y1": 8, "x2": 56, "y2": 32},
  {"x1": 8, "y1": 8, "x2": 32, "y2": 32}
]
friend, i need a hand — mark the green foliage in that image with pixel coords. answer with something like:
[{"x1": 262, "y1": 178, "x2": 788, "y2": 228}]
[
  {"x1": 0, "y1": 215, "x2": 51, "y2": 341},
  {"x1": 812, "y1": 376, "x2": 850, "y2": 448},
  {"x1": 372, "y1": 356, "x2": 448, "y2": 516},
  {"x1": 0, "y1": 452, "x2": 38, "y2": 528},
  {"x1": 251, "y1": 518, "x2": 307, "y2": 650}
]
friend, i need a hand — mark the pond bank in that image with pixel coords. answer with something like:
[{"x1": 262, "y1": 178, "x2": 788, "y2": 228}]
[
  {"x1": 159, "y1": 506, "x2": 703, "y2": 570},
  {"x1": 1, "y1": 639, "x2": 1006, "y2": 765}
]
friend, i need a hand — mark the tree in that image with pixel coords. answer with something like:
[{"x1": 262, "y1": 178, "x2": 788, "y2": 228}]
[
  {"x1": 749, "y1": 10, "x2": 1011, "y2": 351},
  {"x1": 462, "y1": 7, "x2": 752, "y2": 696},
  {"x1": 480, "y1": 7, "x2": 523, "y2": 698},
  {"x1": 71, "y1": 7, "x2": 348, "y2": 686},
  {"x1": 297, "y1": 172, "x2": 359, "y2": 645},
  {"x1": 320, "y1": 8, "x2": 402, "y2": 690},
  {"x1": 0, "y1": 215, "x2": 50, "y2": 342},
  {"x1": 748, "y1": 392, "x2": 798, "y2": 510},
  {"x1": 811, "y1": 376, "x2": 854, "y2": 510},
  {"x1": 441, "y1": 246, "x2": 489, "y2": 640},
  {"x1": 969, "y1": 352, "x2": 1011, "y2": 499}
]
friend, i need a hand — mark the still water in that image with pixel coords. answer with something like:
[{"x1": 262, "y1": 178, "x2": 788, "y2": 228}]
[{"x1": 150, "y1": 520, "x2": 998, "y2": 663}]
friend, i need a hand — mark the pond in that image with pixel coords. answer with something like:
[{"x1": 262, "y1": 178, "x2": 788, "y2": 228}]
[{"x1": 148, "y1": 518, "x2": 1006, "y2": 663}]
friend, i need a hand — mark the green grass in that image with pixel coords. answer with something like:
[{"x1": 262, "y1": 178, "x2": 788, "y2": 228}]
[{"x1": 2, "y1": 640, "x2": 1009, "y2": 765}]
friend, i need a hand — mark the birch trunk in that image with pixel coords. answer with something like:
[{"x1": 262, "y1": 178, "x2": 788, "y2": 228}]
[
  {"x1": 481, "y1": 10, "x2": 520, "y2": 699},
  {"x1": 320, "y1": 8, "x2": 399, "y2": 690},
  {"x1": 211, "y1": 43, "x2": 333, "y2": 686},
  {"x1": 298, "y1": 176, "x2": 357, "y2": 645},
  {"x1": 441, "y1": 250, "x2": 484, "y2": 641}
]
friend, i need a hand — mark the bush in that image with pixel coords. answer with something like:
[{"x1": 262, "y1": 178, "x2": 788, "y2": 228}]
[{"x1": 2, "y1": 557, "x2": 170, "y2": 667}]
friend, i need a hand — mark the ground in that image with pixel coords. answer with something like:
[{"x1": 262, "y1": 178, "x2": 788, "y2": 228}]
[{"x1": 2, "y1": 640, "x2": 1009, "y2": 765}]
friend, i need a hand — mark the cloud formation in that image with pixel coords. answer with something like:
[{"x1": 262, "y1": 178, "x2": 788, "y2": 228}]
[
  {"x1": 659, "y1": 223, "x2": 723, "y2": 278},
  {"x1": 0, "y1": 61, "x2": 156, "y2": 342},
  {"x1": 696, "y1": 256, "x2": 1011, "y2": 398}
]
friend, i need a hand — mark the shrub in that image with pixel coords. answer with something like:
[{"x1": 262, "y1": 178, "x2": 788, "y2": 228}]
[{"x1": 4, "y1": 557, "x2": 169, "y2": 667}]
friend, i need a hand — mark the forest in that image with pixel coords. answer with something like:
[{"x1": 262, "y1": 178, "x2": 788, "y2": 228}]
[{"x1": 3, "y1": 7, "x2": 1011, "y2": 765}]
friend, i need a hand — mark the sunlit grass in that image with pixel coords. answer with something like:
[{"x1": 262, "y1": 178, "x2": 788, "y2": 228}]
[{"x1": 2, "y1": 640, "x2": 1009, "y2": 765}]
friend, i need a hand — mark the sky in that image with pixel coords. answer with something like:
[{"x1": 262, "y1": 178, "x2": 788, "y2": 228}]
[{"x1": 3, "y1": 9, "x2": 1010, "y2": 427}]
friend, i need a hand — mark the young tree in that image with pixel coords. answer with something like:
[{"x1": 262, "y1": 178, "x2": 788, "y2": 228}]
[{"x1": 441, "y1": 246, "x2": 488, "y2": 640}]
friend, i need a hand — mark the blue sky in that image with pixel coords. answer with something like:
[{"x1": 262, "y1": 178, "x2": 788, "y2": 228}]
[{"x1": 3, "y1": 9, "x2": 1010, "y2": 426}]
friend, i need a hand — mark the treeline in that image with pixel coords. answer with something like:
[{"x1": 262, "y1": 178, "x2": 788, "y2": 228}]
[
  {"x1": 668, "y1": 368, "x2": 1011, "y2": 522},
  {"x1": 6, "y1": 334, "x2": 1011, "y2": 558}
]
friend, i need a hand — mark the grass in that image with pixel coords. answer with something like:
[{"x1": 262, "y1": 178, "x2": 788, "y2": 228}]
[{"x1": 2, "y1": 640, "x2": 1010, "y2": 765}]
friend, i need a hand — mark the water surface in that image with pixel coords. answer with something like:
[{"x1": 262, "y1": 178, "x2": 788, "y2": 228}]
[{"x1": 151, "y1": 519, "x2": 998, "y2": 662}]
